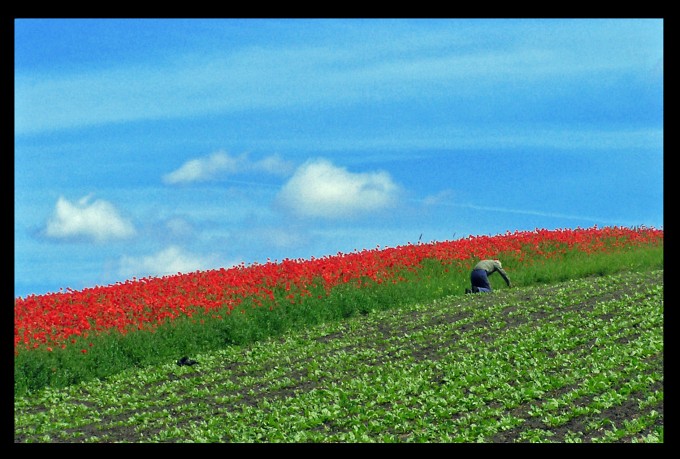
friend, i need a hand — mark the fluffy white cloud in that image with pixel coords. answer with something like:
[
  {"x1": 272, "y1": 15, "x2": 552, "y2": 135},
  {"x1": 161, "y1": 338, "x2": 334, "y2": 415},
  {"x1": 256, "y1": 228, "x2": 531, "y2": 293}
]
[
  {"x1": 118, "y1": 245, "x2": 217, "y2": 278},
  {"x1": 44, "y1": 195, "x2": 135, "y2": 242},
  {"x1": 163, "y1": 151, "x2": 294, "y2": 184},
  {"x1": 276, "y1": 158, "x2": 400, "y2": 219}
]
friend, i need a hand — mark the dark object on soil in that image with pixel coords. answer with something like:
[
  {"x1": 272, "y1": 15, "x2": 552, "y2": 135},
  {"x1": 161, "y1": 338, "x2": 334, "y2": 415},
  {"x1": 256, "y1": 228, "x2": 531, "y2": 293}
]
[{"x1": 177, "y1": 356, "x2": 199, "y2": 366}]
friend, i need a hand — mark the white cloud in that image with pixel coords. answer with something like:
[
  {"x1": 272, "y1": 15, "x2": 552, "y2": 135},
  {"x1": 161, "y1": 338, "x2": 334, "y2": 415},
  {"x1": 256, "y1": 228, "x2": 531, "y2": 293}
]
[
  {"x1": 276, "y1": 158, "x2": 400, "y2": 219},
  {"x1": 163, "y1": 151, "x2": 294, "y2": 185},
  {"x1": 44, "y1": 195, "x2": 135, "y2": 242},
  {"x1": 163, "y1": 151, "x2": 239, "y2": 184},
  {"x1": 118, "y1": 245, "x2": 217, "y2": 278}
]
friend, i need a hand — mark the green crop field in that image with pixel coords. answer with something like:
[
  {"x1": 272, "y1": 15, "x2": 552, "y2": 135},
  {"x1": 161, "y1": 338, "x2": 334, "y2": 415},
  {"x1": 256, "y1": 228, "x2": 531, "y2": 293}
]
[{"x1": 15, "y1": 269, "x2": 663, "y2": 443}]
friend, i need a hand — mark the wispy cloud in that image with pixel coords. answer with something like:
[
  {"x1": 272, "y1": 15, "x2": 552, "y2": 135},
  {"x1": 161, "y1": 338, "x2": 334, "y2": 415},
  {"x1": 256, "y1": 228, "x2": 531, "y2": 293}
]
[
  {"x1": 252, "y1": 154, "x2": 295, "y2": 176},
  {"x1": 162, "y1": 217, "x2": 196, "y2": 239},
  {"x1": 422, "y1": 189, "x2": 455, "y2": 207},
  {"x1": 276, "y1": 158, "x2": 400, "y2": 219},
  {"x1": 452, "y1": 203, "x2": 642, "y2": 227},
  {"x1": 163, "y1": 151, "x2": 294, "y2": 185},
  {"x1": 117, "y1": 245, "x2": 219, "y2": 278},
  {"x1": 43, "y1": 195, "x2": 135, "y2": 242},
  {"x1": 15, "y1": 20, "x2": 661, "y2": 135}
]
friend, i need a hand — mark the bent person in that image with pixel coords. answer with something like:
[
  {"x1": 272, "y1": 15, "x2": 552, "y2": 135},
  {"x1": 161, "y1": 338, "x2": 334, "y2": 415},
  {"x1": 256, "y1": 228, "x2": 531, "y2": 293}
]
[{"x1": 466, "y1": 259, "x2": 512, "y2": 294}]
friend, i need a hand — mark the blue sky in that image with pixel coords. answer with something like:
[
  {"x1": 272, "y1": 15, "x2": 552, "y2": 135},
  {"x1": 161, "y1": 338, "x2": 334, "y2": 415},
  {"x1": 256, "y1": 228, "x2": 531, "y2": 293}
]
[{"x1": 14, "y1": 18, "x2": 664, "y2": 298}]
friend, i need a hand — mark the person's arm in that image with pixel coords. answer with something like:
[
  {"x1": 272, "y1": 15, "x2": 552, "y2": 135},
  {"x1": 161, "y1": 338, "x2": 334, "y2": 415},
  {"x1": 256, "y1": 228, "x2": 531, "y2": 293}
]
[{"x1": 497, "y1": 266, "x2": 512, "y2": 287}]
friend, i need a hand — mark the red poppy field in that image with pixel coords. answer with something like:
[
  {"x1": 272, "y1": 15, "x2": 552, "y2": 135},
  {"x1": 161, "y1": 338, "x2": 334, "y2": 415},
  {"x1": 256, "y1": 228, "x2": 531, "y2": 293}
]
[{"x1": 14, "y1": 225, "x2": 663, "y2": 355}]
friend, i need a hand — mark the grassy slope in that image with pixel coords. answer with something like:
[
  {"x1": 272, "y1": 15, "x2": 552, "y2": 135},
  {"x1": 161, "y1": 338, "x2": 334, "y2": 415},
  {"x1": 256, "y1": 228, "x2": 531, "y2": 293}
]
[{"x1": 15, "y1": 268, "x2": 664, "y2": 443}]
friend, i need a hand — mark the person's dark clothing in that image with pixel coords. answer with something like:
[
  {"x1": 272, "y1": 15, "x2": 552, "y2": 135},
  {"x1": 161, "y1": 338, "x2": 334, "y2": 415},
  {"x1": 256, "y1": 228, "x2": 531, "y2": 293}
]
[
  {"x1": 471, "y1": 268, "x2": 492, "y2": 292},
  {"x1": 469, "y1": 259, "x2": 511, "y2": 293}
]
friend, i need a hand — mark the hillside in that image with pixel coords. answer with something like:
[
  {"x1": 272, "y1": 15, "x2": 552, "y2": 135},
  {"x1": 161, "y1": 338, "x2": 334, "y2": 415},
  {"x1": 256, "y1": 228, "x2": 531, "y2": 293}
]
[{"x1": 14, "y1": 269, "x2": 664, "y2": 443}]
